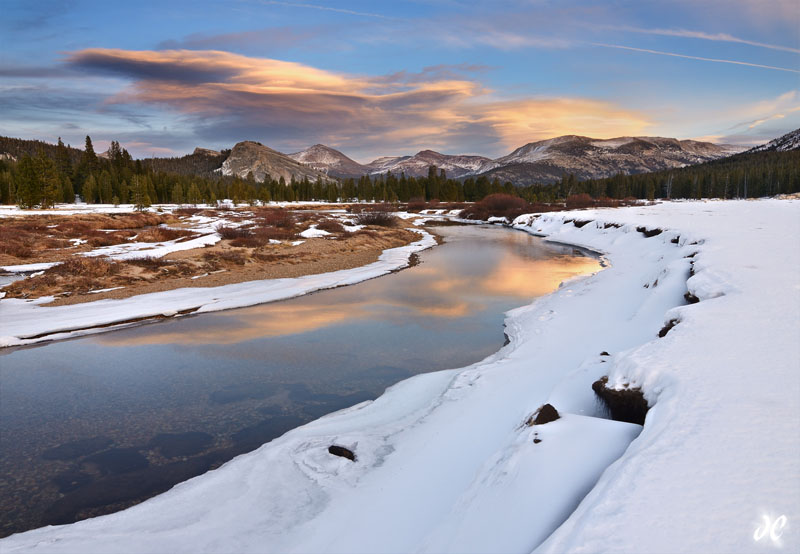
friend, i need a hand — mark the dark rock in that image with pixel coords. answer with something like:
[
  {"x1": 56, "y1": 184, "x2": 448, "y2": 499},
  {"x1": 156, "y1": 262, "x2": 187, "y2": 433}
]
[
  {"x1": 592, "y1": 377, "x2": 649, "y2": 425},
  {"x1": 658, "y1": 318, "x2": 679, "y2": 337},
  {"x1": 533, "y1": 438, "x2": 542, "y2": 444},
  {"x1": 572, "y1": 220, "x2": 591, "y2": 228},
  {"x1": 532, "y1": 403, "x2": 560, "y2": 425},
  {"x1": 684, "y1": 292, "x2": 700, "y2": 304},
  {"x1": 328, "y1": 445, "x2": 356, "y2": 461},
  {"x1": 600, "y1": 351, "x2": 610, "y2": 356},
  {"x1": 636, "y1": 226, "x2": 663, "y2": 238}
]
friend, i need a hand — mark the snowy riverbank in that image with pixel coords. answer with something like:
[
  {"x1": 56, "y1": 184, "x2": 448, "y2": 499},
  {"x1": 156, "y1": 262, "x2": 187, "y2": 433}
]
[{"x1": 2, "y1": 199, "x2": 797, "y2": 553}]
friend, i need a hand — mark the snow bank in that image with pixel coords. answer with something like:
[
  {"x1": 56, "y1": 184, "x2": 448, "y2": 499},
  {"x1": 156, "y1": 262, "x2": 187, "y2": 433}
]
[
  {"x1": 0, "y1": 230, "x2": 436, "y2": 347},
  {"x1": 2, "y1": 200, "x2": 797, "y2": 554},
  {"x1": 81, "y1": 232, "x2": 220, "y2": 261}
]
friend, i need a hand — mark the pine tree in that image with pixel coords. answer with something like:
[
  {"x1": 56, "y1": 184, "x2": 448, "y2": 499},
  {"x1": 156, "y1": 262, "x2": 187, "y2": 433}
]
[
  {"x1": 132, "y1": 175, "x2": 149, "y2": 211},
  {"x1": 82, "y1": 174, "x2": 97, "y2": 203},
  {"x1": 36, "y1": 150, "x2": 61, "y2": 208},
  {"x1": 15, "y1": 155, "x2": 39, "y2": 208}
]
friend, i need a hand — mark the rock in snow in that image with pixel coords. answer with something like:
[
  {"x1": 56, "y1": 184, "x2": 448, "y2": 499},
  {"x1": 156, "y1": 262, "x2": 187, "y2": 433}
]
[{"x1": 1, "y1": 199, "x2": 798, "y2": 554}]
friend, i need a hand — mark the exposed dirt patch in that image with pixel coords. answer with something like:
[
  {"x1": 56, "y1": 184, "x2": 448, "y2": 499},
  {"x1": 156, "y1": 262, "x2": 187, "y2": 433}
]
[{"x1": 592, "y1": 377, "x2": 649, "y2": 425}]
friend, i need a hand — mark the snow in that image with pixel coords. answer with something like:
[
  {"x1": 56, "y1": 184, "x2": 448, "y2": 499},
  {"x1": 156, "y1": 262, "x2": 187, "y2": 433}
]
[
  {"x1": 590, "y1": 137, "x2": 635, "y2": 148},
  {"x1": 0, "y1": 262, "x2": 60, "y2": 273},
  {"x1": 0, "y1": 230, "x2": 436, "y2": 348},
  {"x1": 1, "y1": 200, "x2": 798, "y2": 554},
  {"x1": 299, "y1": 225, "x2": 331, "y2": 238},
  {"x1": 81, "y1": 232, "x2": 219, "y2": 261},
  {"x1": 87, "y1": 286, "x2": 125, "y2": 294}
]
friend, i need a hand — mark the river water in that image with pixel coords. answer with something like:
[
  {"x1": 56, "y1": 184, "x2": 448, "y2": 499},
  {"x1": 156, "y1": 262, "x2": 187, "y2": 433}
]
[{"x1": 0, "y1": 225, "x2": 600, "y2": 537}]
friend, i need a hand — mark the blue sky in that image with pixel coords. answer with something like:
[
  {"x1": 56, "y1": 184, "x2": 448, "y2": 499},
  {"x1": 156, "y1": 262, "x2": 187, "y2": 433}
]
[{"x1": 1, "y1": 0, "x2": 798, "y2": 161}]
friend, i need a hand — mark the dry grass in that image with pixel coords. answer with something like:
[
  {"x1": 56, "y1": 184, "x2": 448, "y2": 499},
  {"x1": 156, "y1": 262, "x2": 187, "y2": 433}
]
[
  {"x1": 49, "y1": 257, "x2": 120, "y2": 278},
  {"x1": 137, "y1": 227, "x2": 193, "y2": 242},
  {"x1": 175, "y1": 207, "x2": 202, "y2": 216}
]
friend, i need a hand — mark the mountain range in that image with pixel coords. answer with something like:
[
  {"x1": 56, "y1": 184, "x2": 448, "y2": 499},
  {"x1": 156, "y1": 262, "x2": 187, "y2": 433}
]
[
  {"x1": 4, "y1": 130, "x2": 798, "y2": 186},
  {"x1": 283, "y1": 135, "x2": 745, "y2": 184}
]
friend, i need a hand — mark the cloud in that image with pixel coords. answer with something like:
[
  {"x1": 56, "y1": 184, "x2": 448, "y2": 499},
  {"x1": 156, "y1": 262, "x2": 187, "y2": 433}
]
[
  {"x1": 693, "y1": 90, "x2": 800, "y2": 145},
  {"x1": 592, "y1": 43, "x2": 800, "y2": 74},
  {"x1": 157, "y1": 27, "x2": 317, "y2": 52},
  {"x1": 63, "y1": 48, "x2": 652, "y2": 159}
]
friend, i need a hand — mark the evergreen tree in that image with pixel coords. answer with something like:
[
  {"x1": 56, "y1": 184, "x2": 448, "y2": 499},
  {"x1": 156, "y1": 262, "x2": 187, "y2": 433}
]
[
  {"x1": 36, "y1": 150, "x2": 61, "y2": 208},
  {"x1": 82, "y1": 174, "x2": 97, "y2": 203},
  {"x1": 15, "y1": 155, "x2": 39, "y2": 208}
]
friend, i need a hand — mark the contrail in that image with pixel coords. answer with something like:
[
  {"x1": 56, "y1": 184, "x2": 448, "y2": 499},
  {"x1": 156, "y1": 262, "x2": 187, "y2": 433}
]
[
  {"x1": 610, "y1": 26, "x2": 800, "y2": 55},
  {"x1": 593, "y1": 43, "x2": 800, "y2": 73},
  {"x1": 259, "y1": 1, "x2": 391, "y2": 19}
]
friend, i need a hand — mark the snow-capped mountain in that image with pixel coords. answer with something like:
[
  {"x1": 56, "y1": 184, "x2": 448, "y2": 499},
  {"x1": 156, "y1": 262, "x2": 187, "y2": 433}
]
[
  {"x1": 288, "y1": 144, "x2": 370, "y2": 179},
  {"x1": 365, "y1": 150, "x2": 494, "y2": 179},
  {"x1": 364, "y1": 156, "x2": 411, "y2": 174},
  {"x1": 747, "y1": 127, "x2": 800, "y2": 153},
  {"x1": 221, "y1": 141, "x2": 332, "y2": 183},
  {"x1": 478, "y1": 135, "x2": 743, "y2": 185},
  {"x1": 209, "y1": 132, "x2": 751, "y2": 186}
]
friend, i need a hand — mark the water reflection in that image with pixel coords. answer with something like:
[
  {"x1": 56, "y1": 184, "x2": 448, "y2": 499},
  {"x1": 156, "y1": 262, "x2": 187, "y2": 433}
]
[{"x1": 0, "y1": 225, "x2": 600, "y2": 537}]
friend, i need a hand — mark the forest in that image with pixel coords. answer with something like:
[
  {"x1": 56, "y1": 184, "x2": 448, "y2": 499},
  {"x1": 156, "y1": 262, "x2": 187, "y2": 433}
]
[{"x1": 1, "y1": 135, "x2": 798, "y2": 208}]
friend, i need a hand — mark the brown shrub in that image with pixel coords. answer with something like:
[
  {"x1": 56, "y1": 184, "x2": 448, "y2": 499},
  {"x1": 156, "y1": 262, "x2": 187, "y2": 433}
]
[
  {"x1": 406, "y1": 198, "x2": 427, "y2": 212},
  {"x1": 566, "y1": 193, "x2": 594, "y2": 209},
  {"x1": 257, "y1": 209, "x2": 295, "y2": 228},
  {"x1": 459, "y1": 194, "x2": 531, "y2": 221},
  {"x1": 316, "y1": 219, "x2": 345, "y2": 233},
  {"x1": 216, "y1": 225, "x2": 252, "y2": 240},
  {"x1": 354, "y1": 205, "x2": 397, "y2": 227}
]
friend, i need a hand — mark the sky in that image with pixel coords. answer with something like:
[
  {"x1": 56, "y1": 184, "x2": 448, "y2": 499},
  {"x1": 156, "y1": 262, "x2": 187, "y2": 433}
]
[{"x1": 1, "y1": 0, "x2": 798, "y2": 162}]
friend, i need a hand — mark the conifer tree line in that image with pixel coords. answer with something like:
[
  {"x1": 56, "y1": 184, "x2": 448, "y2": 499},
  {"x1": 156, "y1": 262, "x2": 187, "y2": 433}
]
[{"x1": 1, "y1": 135, "x2": 797, "y2": 208}]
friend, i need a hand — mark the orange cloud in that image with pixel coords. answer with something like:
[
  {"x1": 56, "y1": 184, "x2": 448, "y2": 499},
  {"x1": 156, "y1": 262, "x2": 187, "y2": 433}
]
[{"x1": 67, "y1": 48, "x2": 653, "y2": 158}]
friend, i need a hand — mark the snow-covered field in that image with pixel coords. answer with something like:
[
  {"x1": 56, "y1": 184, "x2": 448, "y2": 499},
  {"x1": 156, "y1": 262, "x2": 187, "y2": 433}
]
[{"x1": 1, "y1": 199, "x2": 798, "y2": 553}]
